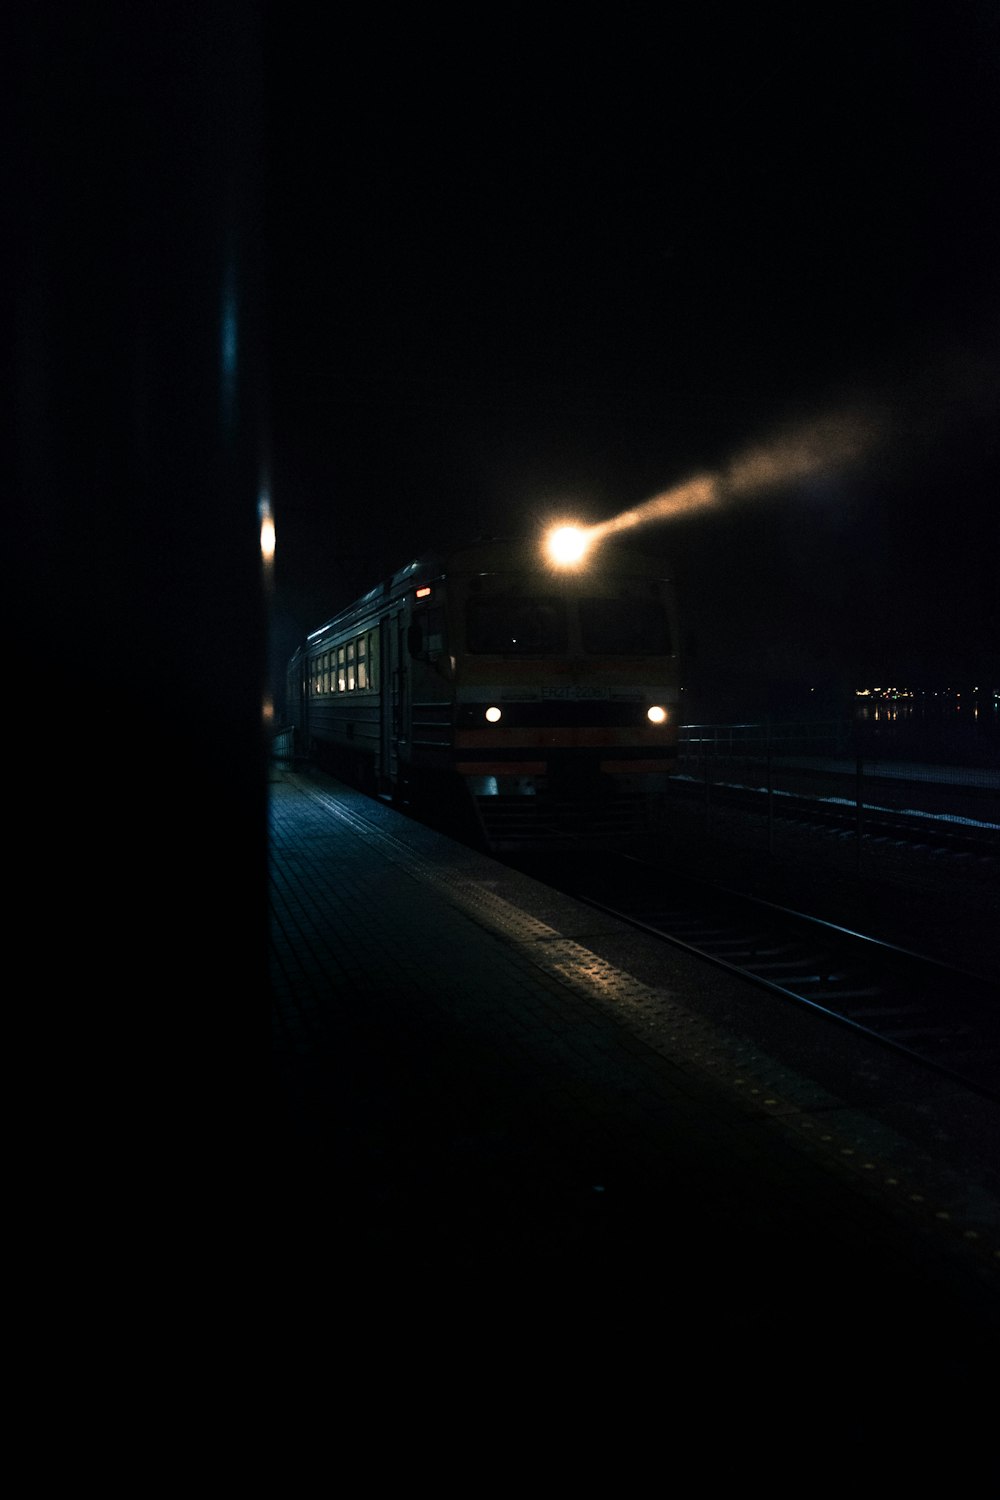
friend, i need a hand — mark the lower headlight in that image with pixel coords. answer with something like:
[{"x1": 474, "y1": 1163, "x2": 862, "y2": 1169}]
[
  {"x1": 485, "y1": 706, "x2": 502, "y2": 723},
  {"x1": 646, "y1": 705, "x2": 668, "y2": 724}
]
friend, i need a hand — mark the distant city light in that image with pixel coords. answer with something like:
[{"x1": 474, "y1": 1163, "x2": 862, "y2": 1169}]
[{"x1": 854, "y1": 685, "x2": 995, "y2": 706}]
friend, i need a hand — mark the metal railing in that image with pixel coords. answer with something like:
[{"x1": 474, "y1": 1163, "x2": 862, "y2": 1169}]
[
  {"x1": 271, "y1": 725, "x2": 295, "y2": 761},
  {"x1": 671, "y1": 720, "x2": 999, "y2": 867},
  {"x1": 678, "y1": 720, "x2": 852, "y2": 760}
]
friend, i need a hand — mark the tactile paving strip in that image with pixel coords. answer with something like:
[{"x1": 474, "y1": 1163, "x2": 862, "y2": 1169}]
[{"x1": 292, "y1": 778, "x2": 1000, "y2": 1266}]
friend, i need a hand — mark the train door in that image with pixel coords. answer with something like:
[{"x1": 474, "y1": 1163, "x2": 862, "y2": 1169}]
[
  {"x1": 379, "y1": 610, "x2": 408, "y2": 796},
  {"x1": 289, "y1": 648, "x2": 310, "y2": 756}
]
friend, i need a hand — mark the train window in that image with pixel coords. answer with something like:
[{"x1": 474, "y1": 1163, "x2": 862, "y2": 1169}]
[
  {"x1": 337, "y1": 646, "x2": 346, "y2": 692},
  {"x1": 579, "y1": 598, "x2": 671, "y2": 654},
  {"x1": 346, "y1": 640, "x2": 356, "y2": 691},
  {"x1": 322, "y1": 652, "x2": 330, "y2": 695},
  {"x1": 357, "y1": 635, "x2": 367, "y2": 689},
  {"x1": 425, "y1": 607, "x2": 445, "y2": 656},
  {"x1": 466, "y1": 598, "x2": 567, "y2": 654},
  {"x1": 409, "y1": 606, "x2": 446, "y2": 659}
]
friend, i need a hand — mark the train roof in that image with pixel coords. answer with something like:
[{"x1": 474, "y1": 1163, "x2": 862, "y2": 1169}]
[{"x1": 304, "y1": 535, "x2": 673, "y2": 645}]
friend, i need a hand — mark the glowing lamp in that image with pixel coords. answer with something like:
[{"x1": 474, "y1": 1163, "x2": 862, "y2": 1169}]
[
  {"x1": 485, "y1": 706, "x2": 502, "y2": 723},
  {"x1": 546, "y1": 525, "x2": 589, "y2": 566},
  {"x1": 646, "y1": 705, "x2": 667, "y2": 724}
]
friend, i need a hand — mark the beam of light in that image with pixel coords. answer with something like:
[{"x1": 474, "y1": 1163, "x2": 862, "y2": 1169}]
[
  {"x1": 586, "y1": 473, "x2": 721, "y2": 548},
  {"x1": 562, "y1": 403, "x2": 889, "y2": 560},
  {"x1": 720, "y1": 409, "x2": 883, "y2": 500}
]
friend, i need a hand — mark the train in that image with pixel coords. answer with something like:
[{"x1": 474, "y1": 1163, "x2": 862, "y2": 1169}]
[{"x1": 285, "y1": 533, "x2": 680, "y2": 851}]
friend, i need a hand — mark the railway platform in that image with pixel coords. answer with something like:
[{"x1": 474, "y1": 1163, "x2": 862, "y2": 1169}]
[{"x1": 269, "y1": 763, "x2": 999, "y2": 1474}]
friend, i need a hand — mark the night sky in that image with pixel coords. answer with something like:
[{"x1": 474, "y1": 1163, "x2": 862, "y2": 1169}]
[{"x1": 265, "y1": 6, "x2": 999, "y2": 716}]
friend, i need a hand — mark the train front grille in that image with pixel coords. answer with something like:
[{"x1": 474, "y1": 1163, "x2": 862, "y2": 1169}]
[{"x1": 472, "y1": 786, "x2": 652, "y2": 851}]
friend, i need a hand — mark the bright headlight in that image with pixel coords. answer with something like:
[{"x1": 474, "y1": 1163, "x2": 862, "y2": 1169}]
[
  {"x1": 485, "y1": 706, "x2": 502, "y2": 723},
  {"x1": 546, "y1": 525, "x2": 589, "y2": 566},
  {"x1": 647, "y1": 705, "x2": 667, "y2": 724}
]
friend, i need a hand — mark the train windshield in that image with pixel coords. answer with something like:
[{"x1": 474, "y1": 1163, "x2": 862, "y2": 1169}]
[
  {"x1": 579, "y1": 597, "x2": 671, "y2": 654},
  {"x1": 466, "y1": 597, "x2": 567, "y2": 654}
]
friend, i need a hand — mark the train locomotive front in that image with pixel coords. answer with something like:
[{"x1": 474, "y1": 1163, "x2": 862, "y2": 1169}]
[{"x1": 286, "y1": 536, "x2": 679, "y2": 851}]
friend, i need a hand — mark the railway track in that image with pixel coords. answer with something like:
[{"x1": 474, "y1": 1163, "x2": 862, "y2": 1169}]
[
  {"x1": 306, "y1": 759, "x2": 999, "y2": 1097},
  {"x1": 504, "y1": 849, "x2": 1000, "y2": 1101},
  {"x1": 668, "y1": 772, "x2": 1000, "y2": 857}
]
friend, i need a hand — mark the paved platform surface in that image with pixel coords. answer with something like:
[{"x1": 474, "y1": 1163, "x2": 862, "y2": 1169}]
[{"x1": 269, "y1": 765, "x2": 999, "y2": 1476}]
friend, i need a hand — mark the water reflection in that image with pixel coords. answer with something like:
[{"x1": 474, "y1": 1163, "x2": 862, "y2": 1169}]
[{"x1": 853, "y1": 689, "x2": 998, "y2": 766}]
